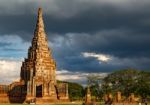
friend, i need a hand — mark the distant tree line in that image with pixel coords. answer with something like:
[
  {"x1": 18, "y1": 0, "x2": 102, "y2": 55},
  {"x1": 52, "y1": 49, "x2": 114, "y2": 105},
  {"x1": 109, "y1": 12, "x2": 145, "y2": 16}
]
[
  {"x1": 58, "y1": 69, "x2": 150, "y2": 101},
  {"x1": 88, "y1": 69, "x2": 150, "y2": 100}
]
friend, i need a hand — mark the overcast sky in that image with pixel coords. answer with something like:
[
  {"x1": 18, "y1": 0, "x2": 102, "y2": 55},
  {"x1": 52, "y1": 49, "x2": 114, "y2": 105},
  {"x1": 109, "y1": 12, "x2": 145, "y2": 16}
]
[{"x1": 0, "y1": 0, "x2": 150, "y2": 84}]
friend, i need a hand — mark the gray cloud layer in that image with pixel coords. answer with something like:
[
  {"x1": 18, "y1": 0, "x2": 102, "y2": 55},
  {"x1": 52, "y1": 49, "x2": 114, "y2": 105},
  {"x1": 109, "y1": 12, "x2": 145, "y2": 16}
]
[{"x1": 0, "y1": 0, "x2": 150, "y2": 72}]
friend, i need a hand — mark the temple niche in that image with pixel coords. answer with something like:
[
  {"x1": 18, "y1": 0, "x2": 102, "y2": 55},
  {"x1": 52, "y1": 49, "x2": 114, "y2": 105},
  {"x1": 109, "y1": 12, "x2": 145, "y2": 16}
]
[{"x1": 0, "y1": 8, "x2": 69, "y2": 103}]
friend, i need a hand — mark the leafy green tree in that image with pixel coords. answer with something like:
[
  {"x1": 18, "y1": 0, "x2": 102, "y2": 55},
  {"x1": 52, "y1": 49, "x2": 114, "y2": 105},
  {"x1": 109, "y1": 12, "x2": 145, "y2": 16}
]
[
  {"x1": 103, "y1": 69, "x2": 150, "y2": 98},
  {"x1": 68, "y1": 82, "x2": 84, "y2": 100},
  {"x1": 135, "y1": 71, "x2": 150, "y2": 98},
  {"x1": 87, "y1": 74, "x2": 106, "y2": 100},
  {"x1": 103, "y1": 69, "x2": 139, "y2": 96},
  {"x1": 57, "y1": 80, "x2": 84, "y2": 101},
  {"x1": 87, "y1": 69, "x2": 150, "y2": 99}
]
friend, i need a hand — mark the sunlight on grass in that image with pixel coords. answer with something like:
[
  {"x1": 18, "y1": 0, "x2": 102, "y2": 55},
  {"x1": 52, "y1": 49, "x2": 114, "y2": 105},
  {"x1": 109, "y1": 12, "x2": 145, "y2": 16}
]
[
  {"x1": 0, "y1": 104, "x2": 82, "y2": 105},
  {"x1": 0, "y1": 102, "x2": 149, "y2": 105},
  {"x1": 0, "y1": 102, "x2": 83, "y2": 105}
]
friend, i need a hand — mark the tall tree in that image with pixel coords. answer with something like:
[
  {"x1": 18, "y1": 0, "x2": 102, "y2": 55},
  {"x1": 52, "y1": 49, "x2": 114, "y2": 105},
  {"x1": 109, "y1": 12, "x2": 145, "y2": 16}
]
[
  {"x1": 136, "y1": 71, "x2": 150, "y2": 98},
  {"x1": 103, "y1": 69, "x2": 150, "y2": 98},
  {"x1": 87, "y1": 69, "x2": 150, "y2": 99},
  {"x1": 87, "y1": 74, "x2": 106, "y2": 100}
]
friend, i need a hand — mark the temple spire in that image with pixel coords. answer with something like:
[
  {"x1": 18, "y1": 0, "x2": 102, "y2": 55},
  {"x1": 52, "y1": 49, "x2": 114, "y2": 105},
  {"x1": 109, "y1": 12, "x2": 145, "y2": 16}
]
[
  {"x1": 20, "y1": 7, "x2": 69, "y2": 101},
  {"x1": 32, "y1": 7, "x2": 48, "y2": 48},
  {"x1": 35, "y1": 8, "x2": 45, "y2": 33}
]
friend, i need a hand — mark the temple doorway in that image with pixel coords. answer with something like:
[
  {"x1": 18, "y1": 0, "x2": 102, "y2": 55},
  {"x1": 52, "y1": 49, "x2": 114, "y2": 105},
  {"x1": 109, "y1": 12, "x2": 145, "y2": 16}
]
[{"x1": 36, "y1": 85, "x2": 42, "y2": 97}]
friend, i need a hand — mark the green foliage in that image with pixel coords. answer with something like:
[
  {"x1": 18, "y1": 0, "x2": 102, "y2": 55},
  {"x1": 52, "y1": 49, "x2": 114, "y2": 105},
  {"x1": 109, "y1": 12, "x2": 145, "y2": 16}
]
[
  {"x1": 68, "y1": 82, "x2": 84, "y2": 100},
  {"x1": 57, "y1": 69, "x2": 150, "y2": 101},
  {"x1": 57, "y1": 80, "x2": 84, "y2": 100},
  {"x1": 103, "y1": 69, "x2": 150, "y2": 98},
  {"x1": 87, "y1": 69, "x2": 150, "y2": 99},
  {"x1": 135, "y1": 71, "x2": 150, "y2": 98},
  {"x1": 87, "y1": 74, "x2": 105, "y2": 100}
]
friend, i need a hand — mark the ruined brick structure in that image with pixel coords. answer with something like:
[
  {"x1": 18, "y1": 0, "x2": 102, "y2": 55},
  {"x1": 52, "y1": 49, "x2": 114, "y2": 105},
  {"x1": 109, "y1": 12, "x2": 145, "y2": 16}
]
[
  {"x1": 0, "y1": 8, "x2": 69, "y2": 103},
  {"x1": 85, "y1": 86, "x2": 91, "y2": 105},
  {"x1": 116, "y1": 91, "x2": 122, "y2": 102},
  {"x1": 20, "y1": 7, "x2": 57, "y2": 100}
]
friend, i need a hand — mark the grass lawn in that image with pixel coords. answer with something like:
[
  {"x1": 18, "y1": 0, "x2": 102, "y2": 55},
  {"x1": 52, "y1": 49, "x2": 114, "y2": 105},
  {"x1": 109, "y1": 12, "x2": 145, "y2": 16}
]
[
  {"x1": 0, "y1": 102, "x2": 149, "y2": 105},
  {"x1": 0, "y1": 103, "x2": 82, "y2": 105},
  {"x1": 0, "y1": 102, "x2": 83, "y2": 105}
]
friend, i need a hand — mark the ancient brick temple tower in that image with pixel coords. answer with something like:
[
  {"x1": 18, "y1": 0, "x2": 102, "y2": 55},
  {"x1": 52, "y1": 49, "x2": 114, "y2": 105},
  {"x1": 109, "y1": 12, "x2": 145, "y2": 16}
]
[
  {"x1": 0, "y1": 8, "x2": 68, "y2": 103},
  {"x1": 20, "y1": 8, "x2": 58, "y2": 100}
]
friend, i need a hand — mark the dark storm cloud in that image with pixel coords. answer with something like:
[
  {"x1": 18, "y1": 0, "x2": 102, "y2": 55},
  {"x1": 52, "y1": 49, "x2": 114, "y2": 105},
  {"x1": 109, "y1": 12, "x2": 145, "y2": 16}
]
[
  {"x1": 0, "y1": 0, "x2": 150, "y2": 72},
  {"x1": 1, "y1": 0, "x2": 150, "y2": 37},
  {"x1": 67, "y1": 30, "x2": 150, "y2": 58},
  {"x1": 0, "y1": 15, "x2": 36, "y2": 41},
  {"x1": 50, "y1": 32, "x2": 150, "y2": 72}
]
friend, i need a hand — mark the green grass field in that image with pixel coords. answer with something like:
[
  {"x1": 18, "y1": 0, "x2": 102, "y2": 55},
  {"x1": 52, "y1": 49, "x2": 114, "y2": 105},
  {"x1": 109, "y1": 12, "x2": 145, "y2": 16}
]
[
  {"x1": 0, "y1": 101, "x2": 84, "y2": 105},
  {"x1": 0, "y1": 102, "x2": 83, "y2": 105},
  {"x1": 0, "y1": 103, "x2": 82, "y2": 105},
  {"x1": 0, "y1": 102, "x2": 149, "y2": 105}
]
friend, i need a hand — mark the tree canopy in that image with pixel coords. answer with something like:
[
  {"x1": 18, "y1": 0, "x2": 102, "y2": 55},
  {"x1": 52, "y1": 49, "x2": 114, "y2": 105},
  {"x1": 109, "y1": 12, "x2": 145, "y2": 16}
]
[
  {"x1": 57, "y1": 69, "x2": 150, "y2": 101},
  {"x1": 87, "y1": 69, "x2": 150, "y2": 98},
  {"x1": 57, "y1": 80, "x2": 84, "y2": 100}
]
